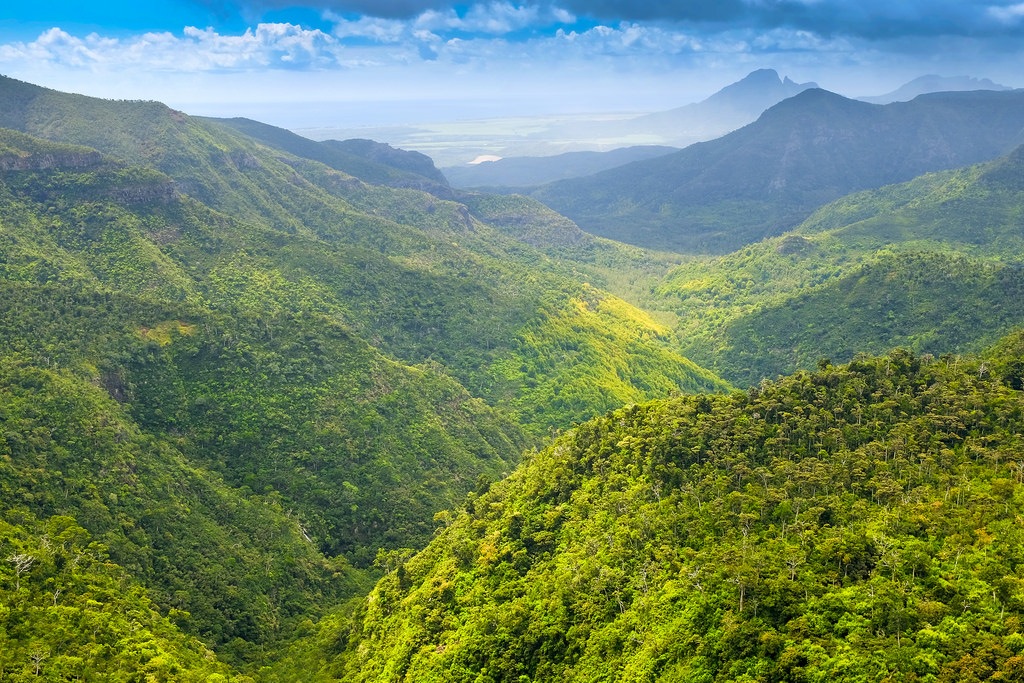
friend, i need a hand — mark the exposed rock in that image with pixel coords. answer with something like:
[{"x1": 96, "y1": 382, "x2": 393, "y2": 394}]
[{"x1": 0, "y1": 150, "x2": 103, "y2": 172}]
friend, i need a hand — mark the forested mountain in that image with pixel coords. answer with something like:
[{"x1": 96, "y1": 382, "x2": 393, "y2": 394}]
[
  {"x1": 207, "y1": 117, "x2": 455, "y2": 198},
  {"x1": 0, "y1": 75, "x2": 726, "y2": 675},
  {"x1": 659, "y1": 143, "x2": 1024, "y2": 386},
  {"x1": 279, "y1": 337, "x2": 1024, "y2": 682},
  {"x1": 532, "y1": 88, "x2": 1024, "y2": 253}
]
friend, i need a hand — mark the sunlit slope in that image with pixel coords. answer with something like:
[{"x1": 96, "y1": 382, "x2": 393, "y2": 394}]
[{"x1": 286, "y1": 337, "x2": 1024, "y2": 682}]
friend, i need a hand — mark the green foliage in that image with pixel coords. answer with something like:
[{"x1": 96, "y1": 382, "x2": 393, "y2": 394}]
[
  {"x1": 0, "y1": 513, "x2": 249, "y2": 681},
  {"x1": 708, "y1": 251, "x2": 1024, "y2": 386},
  {"x1": 658, "y1": 147, "x2": 1024, "y2": 385},
  {"x1": 299, "y1": 341, "x2": 1024, "y2": 682},
  {"x1": 0, "y1": 76, "x2": 731, "y2": 674},
  {"x1": 487, "y1": 286, "x2": 728, "y2": 431},
  {"x1": 0, "y1": 355, "x2": 358, "y2": 659}
]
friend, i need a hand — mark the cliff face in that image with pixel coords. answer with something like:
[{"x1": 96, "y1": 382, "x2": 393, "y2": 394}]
[
  {"x1": 1, "y1": 153, "x2": 179, "y2": 206},
  {"x1": 101, "y1": 177, "x2": 178, "y2": 205},
  {"x1": 0, "y1": 149, "x2": 103, "y2": 172}
]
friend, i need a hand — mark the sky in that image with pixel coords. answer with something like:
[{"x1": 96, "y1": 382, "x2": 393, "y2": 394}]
[{"x1": 2, "y1": 1, "x2": 1024, "y2": 129}]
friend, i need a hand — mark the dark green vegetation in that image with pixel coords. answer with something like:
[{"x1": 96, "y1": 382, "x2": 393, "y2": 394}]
[
  {"x1": 208, "y1": 117, "x2": 455, "y2": 198},
  {"x1": 1, "y1": 511, "x2": 240, "y2": 681},
  {"x1": 286, "y1": 339, "x2": 1024, "y2": 682},
  {"x1": 0, "y1": 74, "x2": 726, "y2": 676},
  {"x1": 532, "y1": 88, "x2": 1024, "y2": 254},
  {"x1": 660, "y1": 143, "x2": 1024, "y2": 386},
  {"x1": 0, "y1": 357, "x2": 344, "y2": 677}
]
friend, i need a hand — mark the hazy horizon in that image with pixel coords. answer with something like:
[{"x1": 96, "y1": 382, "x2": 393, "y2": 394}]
[{"x1": 2, "y1": 1, "x2": 1024, "y2": 134}]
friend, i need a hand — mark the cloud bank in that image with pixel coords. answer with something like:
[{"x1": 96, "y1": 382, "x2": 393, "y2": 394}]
[
  {"x1": 5, "y1": 1, "x2": 1024, "y2": 79},
  {"x1": 205, "y1": 0, "x2": 1024, "y2": 37},
  {"x1": 1, "y1": 0, "x2": 1022, "y2": 126}
]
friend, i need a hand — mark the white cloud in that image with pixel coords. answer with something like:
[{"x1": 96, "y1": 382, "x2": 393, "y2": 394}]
[
  {"x1": 325, "y1": 14, "x2": 408, "y2": 42},
  {"x1": 987, "y1": 2, "x2": 1024, "y2": 23},
  {"x1": 0, "y1": 23, "x2": 340, "y2": 73},
  {"x1": 552, "y1": 23, "x2": 705, "y2": 56},
  {"x1": 179, "y1": 24, "x2": 339, "y2": 68},
  {"x1": 328, "y1": 2, "x2": 576, "y2": 40},
  {"x1": 424, "y1": 2, "x2": 576, "y2": 34},
  {"x1": 417, "y1": 3, "x2": 541, "y2": 33},
  {"x1": 0, "y1": 28, "x2": 115, "y2": 67}
]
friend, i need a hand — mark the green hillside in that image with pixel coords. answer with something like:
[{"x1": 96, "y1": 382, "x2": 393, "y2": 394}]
[
  {"x1": 207, "y1": 117, "x2": 454, "y2": 198},
  {"x1": 1, "y1": 510, "x2": 244, "y2": 681},
  {"x1": 0, "y1": 357, "x2": 355, "y2": 671},
  {"x1": 0, "y1": 75, "x2": 728, "y2": 673},
  {"x1": 0, "y1": 75, "x2": 723, "y2": 426},
  {"x1": 659, "y1": 144, "x2": 1024, "y2": 385},
  {"x1": 285, "y1": 337, "x2": 1024, "y2": 682}
]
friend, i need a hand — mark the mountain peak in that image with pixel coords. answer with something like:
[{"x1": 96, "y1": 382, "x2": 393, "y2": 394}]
[
  {"x1": 755, "y1": 87, "x2": 866, "y2": 121},
  {"x1": 740, "y1": 68, "x2": 782, "y2": 83},
  {"x1": 705, "y1": 69, "x2": 818, "y2": 111}
]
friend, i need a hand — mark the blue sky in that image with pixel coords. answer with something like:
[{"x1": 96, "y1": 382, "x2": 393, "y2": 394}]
[{"x1": 2, "y1": 1, "x2": 1024, "y2": 129}]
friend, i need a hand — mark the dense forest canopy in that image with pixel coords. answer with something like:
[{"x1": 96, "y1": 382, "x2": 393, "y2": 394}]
[
  {"x1": 0, "y1": 75, "x2": 725, "y2": 676},
  {"x1": 289, "y1": 339, "x2": 1024, "y2": 682}
]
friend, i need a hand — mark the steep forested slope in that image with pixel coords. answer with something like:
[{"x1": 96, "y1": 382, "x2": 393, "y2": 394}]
[
  {"x1": 0, "y1": 358, "x2": 353, "y2": 671},
  {"x1": 659, "y1": 143, "x2": 1024, "y2": 385},
  {"x1": 207, "y1": 116, "x2": 454, "y2": 198},
  {"x1": 1, "y1": 511, "x2": 243, "y2": 681},
  {"x1": 286, "y1": 336, "x2": 1024, "y2": 682},
  {"x1": 0, "y1": 75, "x2": 725, "y2": 429},
  {"x1": 0, "y1": 76, "x2": 728, "y2": 673},
  {"x1": 533, "y1": 88, "x2": 1024, "y2": 253},
  {"x1": 0, "y1": 128, "x2": 528, "y2": 562}
]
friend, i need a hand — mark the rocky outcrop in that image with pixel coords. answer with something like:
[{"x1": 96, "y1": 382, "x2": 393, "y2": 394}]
[
  {"x1": 0, "y1": 150, "x2": 103, "y2": 172},
  {"x1": 103, "y1": 178, "x2": 178, "y2": 205}
]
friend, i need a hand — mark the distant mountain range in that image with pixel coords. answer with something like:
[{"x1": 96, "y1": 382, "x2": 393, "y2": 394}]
[
  {"x1": 439, "y1": 69, "x2": 813, "y2": 187},
  {"x1": 531, "y1": 87, "x2": 1024, "y2": 253},
  {"x1": 859, "y1": 74, "x2": 1011, "y2": 104},
  {"x1": 538, "y1": 68, "x2": 818, "y2": 151},
  {"x1": 443, "y1": 70, "x2": 1015, "y2": 191},
  {"x1": 626, "y1": 68, "x2": 818, "y2": 143},
  {"x1": 305, "y1": 68, "x2": 818, "y2": 165}
]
